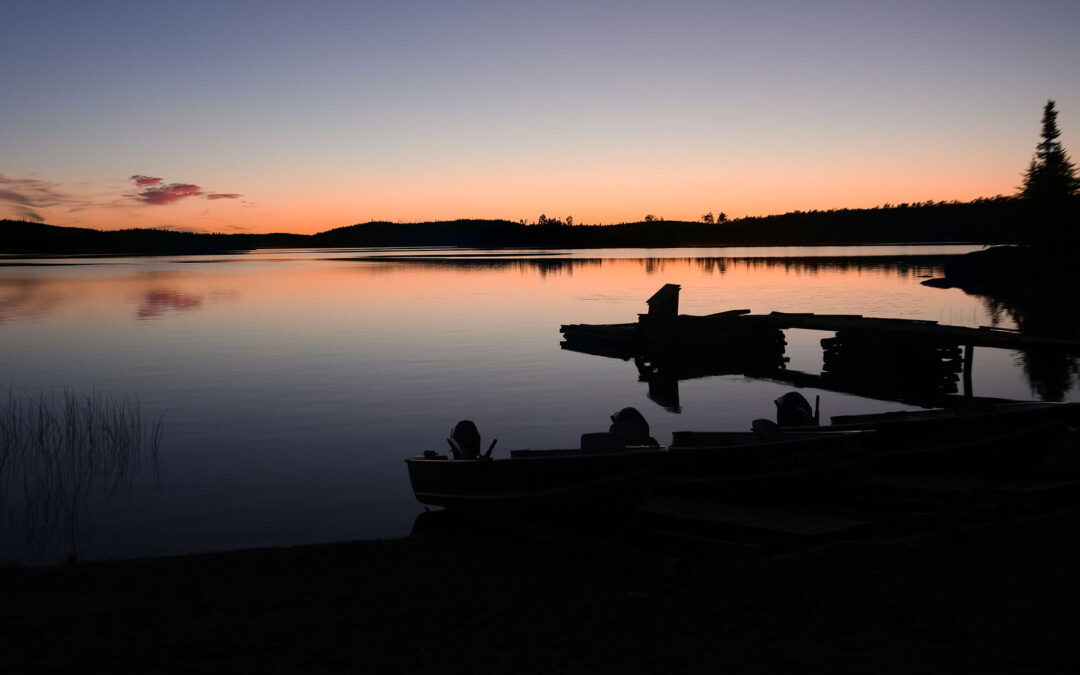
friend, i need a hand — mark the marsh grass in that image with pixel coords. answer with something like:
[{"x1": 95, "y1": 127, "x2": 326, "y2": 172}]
[{"x1": 0, "y1": 390, "x2": 163, "y2": 563}]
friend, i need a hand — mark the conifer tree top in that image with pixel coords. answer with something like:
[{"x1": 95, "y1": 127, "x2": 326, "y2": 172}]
[{"x1": 1021, "y1": 99, "x2": 1080, "y2": 203}]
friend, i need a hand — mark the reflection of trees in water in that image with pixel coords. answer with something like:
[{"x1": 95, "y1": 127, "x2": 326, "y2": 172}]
[
  {"x1": 0, "y1": 390, "x2": 163, "y2": 563},
  {"x1": 0, "y1": 278, "x2": 63, "y2": 326},
  {"x1": 355, "y1": 256, "x2": 607, "y2": 277},
  {"x1": 726, "y1": 256, "x2": 948, "y2": 277},
  {"x1": 1018, "y1": 349, "x2": 1078, "y2": 401},
  {"x1": 979, "y1": 295, "x2": 1079, "y2": 401},
  {"x1": 349, "y1": 254, "x2": 948, "y2": 279}
]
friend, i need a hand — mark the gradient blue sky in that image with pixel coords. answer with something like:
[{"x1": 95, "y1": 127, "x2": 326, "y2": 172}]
[{"x1": 2, "y1": 0, "x2": 1079, "y2": 233}]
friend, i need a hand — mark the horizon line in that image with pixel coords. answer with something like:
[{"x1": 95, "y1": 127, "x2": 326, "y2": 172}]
[{"x1": 1, "y1": 194, "x2": 1017, "y2": 237}]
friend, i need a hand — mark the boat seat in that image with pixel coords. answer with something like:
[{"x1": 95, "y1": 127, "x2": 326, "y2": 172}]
[{"x1": 581, "y1": 432, "x2": 626, "y2": 454}]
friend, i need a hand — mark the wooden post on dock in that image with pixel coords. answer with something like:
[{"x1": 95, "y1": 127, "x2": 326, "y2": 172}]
[
  {"x1": 644, "y1": 283, "x2": 680, "y2": 323},
  {"x1": 963, "y1": 343, "x2": 974, "y2": 397}
]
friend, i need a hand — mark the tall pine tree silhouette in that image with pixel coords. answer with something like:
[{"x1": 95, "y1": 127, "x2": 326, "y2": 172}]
[
  {"x1": 1020, "y1": 100, "x2": 1079, "y2": 245},
  {"x1": 1021, "y1": 100, "x2": 1080, "y2": 203}
]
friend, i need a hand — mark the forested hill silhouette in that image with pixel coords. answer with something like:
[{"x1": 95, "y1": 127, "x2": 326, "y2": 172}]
[
  {"x1": 0, "y1": 197, "x2": 1030, "y2": 254},
  {"x1": 0, "y1": 220, "x2": 304, "y2": 255},
  {"x1": 313, "y1": 198, "x2": 1023, "y2": 248}
]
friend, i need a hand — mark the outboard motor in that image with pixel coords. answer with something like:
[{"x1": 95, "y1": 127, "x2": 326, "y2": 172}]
[
  {"x1": 609, "y1": 407, "x2": 658, "y2": 447},
  {"x1": 449, "y1": 420, "x2": 482, "y2": 459},
  {"x1": 751, "y1": 418, "x2": 787, "y2": 442},
  {"x1": 775, "y1": 391, "x2": 819, "y2": 427}
]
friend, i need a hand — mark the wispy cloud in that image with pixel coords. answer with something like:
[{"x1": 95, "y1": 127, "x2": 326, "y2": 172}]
[
  {"x1": 0, "y1": 174, "x2": 67, "y2": 222},
  {"x1": 2, "y1": 173, "x2": 247, "y2": 224},
  {"x1": 8, "y1": 205, "x2": 43, "y2": 222}
]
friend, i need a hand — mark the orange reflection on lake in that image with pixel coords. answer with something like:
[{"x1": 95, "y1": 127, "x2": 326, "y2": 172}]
[{"x1": 3, "y1": 245, "x2": 1069, "y2": 566}]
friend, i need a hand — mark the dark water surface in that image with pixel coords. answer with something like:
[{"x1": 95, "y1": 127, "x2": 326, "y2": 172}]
[{"x1": 1, "y1": 245, "x2": 1074, "y2": 564}]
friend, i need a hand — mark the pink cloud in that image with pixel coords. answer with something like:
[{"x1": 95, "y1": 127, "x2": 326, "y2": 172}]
[
  {"x1": 128, "y1": 175, "x2": 242, "y2": 206},
  {"x1": 136, "y1": 182, "x2": 204, "y2": 205}
]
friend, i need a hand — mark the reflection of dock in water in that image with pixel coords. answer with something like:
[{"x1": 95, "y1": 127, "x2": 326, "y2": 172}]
[{"x1": 560, "y1": 284, "x2": 1080, "y2": 408}]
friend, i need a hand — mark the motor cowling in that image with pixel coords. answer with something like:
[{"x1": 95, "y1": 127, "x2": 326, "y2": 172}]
[
  {"x1": 774, "y1": 391, "x2": 819, "y2": 427},
  {"x1": 609, "y1": 407, "x2": 657, "y2": 446},
  {"x1": 449, "y1": 420, "x2": 482, "y2": 459}
]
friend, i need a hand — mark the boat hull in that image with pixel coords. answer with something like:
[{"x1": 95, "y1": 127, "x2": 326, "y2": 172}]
[
  {"x1": 798, "y1": 402, "x2": 1077, "y2": 475},
  {"x1": 405, "y1": 449, "x2": 666, "y2": 517},
  {"x1": 655, "y1": 430, "x2": 870, "y2": 502}
]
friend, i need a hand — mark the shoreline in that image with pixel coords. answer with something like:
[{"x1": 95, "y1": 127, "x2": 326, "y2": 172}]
[
  {"x1": 5, "y1": 500, "x2": 1080, "y2": 673},
  {"x1": 1, "y1": 199, "x2": 1032, "y2": 254}
]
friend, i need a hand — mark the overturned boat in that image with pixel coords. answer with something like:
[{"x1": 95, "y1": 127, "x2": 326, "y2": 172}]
[
  {"x1": 655, "y1": 419, "x2": 872, "y2": 502},
  {"x1": 773, "y1": 391, "x2": 1078, "y2": 474}
]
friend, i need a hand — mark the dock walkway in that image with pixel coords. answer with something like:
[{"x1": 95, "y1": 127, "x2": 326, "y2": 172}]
[{"x1": 739, "y1": 311, "x2": 1080, "y2": 350}]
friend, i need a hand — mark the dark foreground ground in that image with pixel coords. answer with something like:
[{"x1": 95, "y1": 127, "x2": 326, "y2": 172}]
[
  {"x1": 6, "y1": 426, "x2": 1080, "y2": 673},
  {"x1": 4, "y1": 498, "x2": 1080, "y2": 674}
]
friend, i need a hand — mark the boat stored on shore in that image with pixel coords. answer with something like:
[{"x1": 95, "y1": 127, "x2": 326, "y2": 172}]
[
  {"x1": 656, "y1": 424, "x2": 872, "y2": 502},
  {"x1": 405, "y1": 414, "x2": 666, "y2": 517},
  {"x1": 407, "y1": 412, "x2": 874, "y2": 516},
  {"x1": 774, "y1": 392, "x2": 1078, "y2": 474}
]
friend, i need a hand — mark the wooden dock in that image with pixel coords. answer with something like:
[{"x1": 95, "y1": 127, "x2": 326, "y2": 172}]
[
  {"x1": 561, "y1": 283, "x2": 1080, "y2": 351},
  {"x1": 560, "y1": 284, "x2": 1080, "y2": 404},
  {"x1": 738, "y1": 311, "x2": 1080, "y2": 350}
]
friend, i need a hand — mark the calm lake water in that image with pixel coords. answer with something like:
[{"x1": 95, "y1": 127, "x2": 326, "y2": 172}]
[{"x1": 2, "y1": 245, "x2": 1076, "y2": 565}]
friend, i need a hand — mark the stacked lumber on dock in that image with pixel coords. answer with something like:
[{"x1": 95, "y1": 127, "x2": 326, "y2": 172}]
[{"x1": 820, "y1": 329, "x2": 964, "y2": 400}]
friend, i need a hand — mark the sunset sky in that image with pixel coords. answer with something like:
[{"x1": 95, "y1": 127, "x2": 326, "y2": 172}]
[{"x1": 2, "y1": 1, "x2": 1079, "y2": 235}]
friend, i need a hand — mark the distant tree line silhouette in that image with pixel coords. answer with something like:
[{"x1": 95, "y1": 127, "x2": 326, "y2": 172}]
[
  {"x1": 0, "y1": 221, "x2": 291, "y2": 255},
  {"x1": 0, "y1": 197, "x2": 1040, "y2": 254},
  {"x1": 700, "y1": 212, "x2": 728, "y2": 224}
]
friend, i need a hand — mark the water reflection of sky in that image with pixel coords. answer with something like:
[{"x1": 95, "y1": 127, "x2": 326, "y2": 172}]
[
  {"x1": 0, "y1": 246, "x2": 1073, "y2": 565},
  {"x1": 137, "y1": 290, "x2": 204, "y2": 318}
]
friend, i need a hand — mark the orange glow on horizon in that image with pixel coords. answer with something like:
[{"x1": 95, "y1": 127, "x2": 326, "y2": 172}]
[{"x1": 6, "y1": 162, "x2": 1021, "y2": 236}]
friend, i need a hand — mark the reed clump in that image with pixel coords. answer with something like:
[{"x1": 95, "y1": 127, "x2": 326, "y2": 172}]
[{"x1": 0, "y1": 389, "x2": 163, "y2": 563}]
